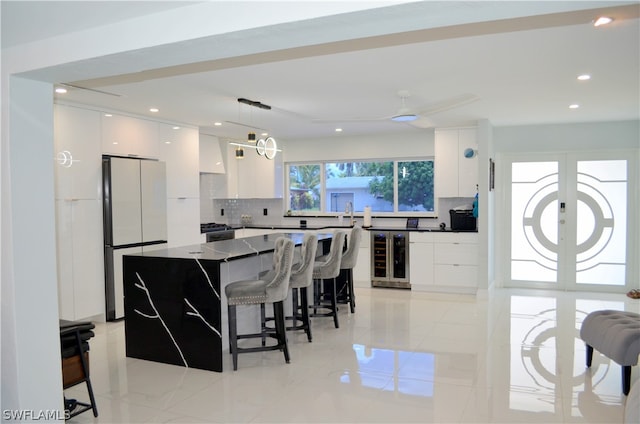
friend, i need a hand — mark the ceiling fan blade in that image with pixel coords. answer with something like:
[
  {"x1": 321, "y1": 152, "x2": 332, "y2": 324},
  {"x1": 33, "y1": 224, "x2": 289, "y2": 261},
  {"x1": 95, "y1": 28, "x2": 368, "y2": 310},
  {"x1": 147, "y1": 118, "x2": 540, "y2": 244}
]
[{"x1": 416, "y1": 93, "x2": 480, "y2": 117}]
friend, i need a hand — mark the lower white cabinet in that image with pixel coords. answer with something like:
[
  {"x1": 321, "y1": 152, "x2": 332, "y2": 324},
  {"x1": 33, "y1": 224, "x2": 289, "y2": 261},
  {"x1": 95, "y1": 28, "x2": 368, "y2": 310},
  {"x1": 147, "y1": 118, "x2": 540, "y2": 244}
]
[
  {"x1": 352, "y1": 231, "x2": 370, "y2": 287},
  {"x1": 409, "y1": 233, "x2": 434, "y2": 290},
  {"x1": 410, "y1": 231, "x2": 478, "y2": 293},
  {"x1": 56, "y1": 199, "x2": 105, "y2": 320},
  {"x1": 433, "y1": 233, "x2": 478, "y2": 290},
  {"x1": 236, "y1": 228, "x2": 275, "y2": 238}
]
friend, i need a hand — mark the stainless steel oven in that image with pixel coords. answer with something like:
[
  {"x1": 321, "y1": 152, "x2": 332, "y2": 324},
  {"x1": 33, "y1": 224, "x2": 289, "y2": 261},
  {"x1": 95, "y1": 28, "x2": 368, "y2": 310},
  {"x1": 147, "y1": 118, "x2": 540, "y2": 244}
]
[{"x1": 201, "y1": 223, "x2": 235, "y2": 242}]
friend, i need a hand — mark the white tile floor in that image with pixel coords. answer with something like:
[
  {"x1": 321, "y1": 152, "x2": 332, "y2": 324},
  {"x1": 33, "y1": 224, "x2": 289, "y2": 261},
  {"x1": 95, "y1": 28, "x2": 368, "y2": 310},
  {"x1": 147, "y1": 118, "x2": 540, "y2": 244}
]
[{"x1": 65, "y1": 287, "x2": 640, "y2": 423}]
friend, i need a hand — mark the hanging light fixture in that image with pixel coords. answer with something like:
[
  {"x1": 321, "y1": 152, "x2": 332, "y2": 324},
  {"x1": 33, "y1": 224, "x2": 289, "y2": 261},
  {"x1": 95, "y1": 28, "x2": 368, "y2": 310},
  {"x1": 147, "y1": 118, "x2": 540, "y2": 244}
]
[
  {"x1": 256, "y1": 137, "x2": 278, "y2": 160},
  {"x1": 231, "y1": 98, "x2": 280, "y2": 159}
]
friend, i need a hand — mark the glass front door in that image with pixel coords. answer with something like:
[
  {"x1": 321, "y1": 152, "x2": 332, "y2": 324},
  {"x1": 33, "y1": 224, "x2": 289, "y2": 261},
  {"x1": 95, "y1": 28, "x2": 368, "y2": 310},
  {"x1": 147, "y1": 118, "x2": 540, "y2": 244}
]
[{"x1": 506, "y1": 152, "x2": 634, "y2": 292}]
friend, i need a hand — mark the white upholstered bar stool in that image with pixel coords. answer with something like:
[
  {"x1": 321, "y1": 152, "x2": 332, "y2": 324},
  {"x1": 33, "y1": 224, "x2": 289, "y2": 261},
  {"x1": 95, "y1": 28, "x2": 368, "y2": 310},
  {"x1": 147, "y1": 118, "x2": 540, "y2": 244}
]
[
  {"x1": 337, "y1": 226, "x2": 362, "y2": 313},
  {"x1": 311, "y1": 230, "x2": 347, "y2": 329},
  {"x1": 225, "y1": 237, "x2": 295, "y2": 370},
  {"x1": 287, "y1": 233, "x2": 318, "y2": 341},
  {"x1": 261, "y1": 233, "x2": 318, "y2": 341}
]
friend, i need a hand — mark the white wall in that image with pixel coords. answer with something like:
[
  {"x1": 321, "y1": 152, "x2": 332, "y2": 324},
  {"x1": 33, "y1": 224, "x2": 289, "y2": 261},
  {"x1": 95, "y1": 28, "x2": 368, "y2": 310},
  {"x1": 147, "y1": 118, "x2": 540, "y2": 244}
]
[
  {"x1": 282, "y1": 130, "x2": 435, "y2": 162},
  {"x1": 494, "y1": 120, "x2": 639, "y2": 152},
  {"x1": 2, "y1": 77, "x2": 64, "y2": 416},
  {"x1": 476, "y1": 120, "x2": 495, "y2": 296}
]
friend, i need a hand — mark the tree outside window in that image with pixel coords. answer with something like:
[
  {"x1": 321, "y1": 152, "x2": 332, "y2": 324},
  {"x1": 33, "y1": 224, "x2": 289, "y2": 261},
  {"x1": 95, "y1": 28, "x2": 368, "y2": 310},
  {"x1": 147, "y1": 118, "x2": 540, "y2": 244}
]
[{"x1": 289, "y1": 164, "x2": 320, "y2": 211}]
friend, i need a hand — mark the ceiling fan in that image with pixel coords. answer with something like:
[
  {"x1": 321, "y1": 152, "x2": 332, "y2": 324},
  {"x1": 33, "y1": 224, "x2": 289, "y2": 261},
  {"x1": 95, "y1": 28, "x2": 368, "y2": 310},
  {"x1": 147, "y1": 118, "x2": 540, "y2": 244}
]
[{"x1": 312, "y1": 90, "x2": 479, "y2": 125}]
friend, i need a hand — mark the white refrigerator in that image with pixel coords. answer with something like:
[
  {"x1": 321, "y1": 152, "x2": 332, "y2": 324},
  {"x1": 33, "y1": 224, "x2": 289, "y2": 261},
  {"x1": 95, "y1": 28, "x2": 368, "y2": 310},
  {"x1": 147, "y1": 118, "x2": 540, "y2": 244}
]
[{"x1": 103, "y1": 156, "x2": 167, "y2": 320}]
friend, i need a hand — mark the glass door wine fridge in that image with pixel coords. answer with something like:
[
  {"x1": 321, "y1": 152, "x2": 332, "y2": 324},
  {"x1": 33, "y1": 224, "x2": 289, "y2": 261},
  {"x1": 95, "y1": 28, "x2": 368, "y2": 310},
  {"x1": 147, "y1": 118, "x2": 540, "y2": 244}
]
[{"x1": 371, "y1": 231, "x2": 410, "y2": 289}]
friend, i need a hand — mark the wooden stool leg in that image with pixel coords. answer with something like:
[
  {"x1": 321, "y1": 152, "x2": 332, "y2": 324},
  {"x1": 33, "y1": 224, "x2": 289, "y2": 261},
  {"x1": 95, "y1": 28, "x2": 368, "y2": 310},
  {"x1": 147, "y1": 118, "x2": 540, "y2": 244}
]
[
  {"x1": 273, "y1": 301, "x2": 290, "y2": 363},
  {"x1": 301, "y1": 287, "x2": 312, "y2": 342},
  {"x1": 291, "y1": 288, "x2": 299, "y2": 328},
  {"x1": 348, "y1": 269, "x2": 355, "y2": 313},
  {"x1": 623, "y1": 365, "x2": 631, "y2": 395},
  {"x1": 331, "y1": 277, "x2": 339, "y2": 329},
  {"x1": 228, "y1": 305, "x2": 239, "y2": 370},
  {"x1": 74, "y1": 330, "x2": 98, "y2": 417}
]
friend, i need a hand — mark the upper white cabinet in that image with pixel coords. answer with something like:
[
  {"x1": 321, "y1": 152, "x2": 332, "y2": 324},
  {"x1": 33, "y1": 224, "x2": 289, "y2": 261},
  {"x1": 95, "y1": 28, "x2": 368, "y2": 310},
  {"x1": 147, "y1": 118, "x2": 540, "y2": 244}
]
[
  {"x1": 199, "y1": 134, "x2": 226, "y2": 173},
  {"x1": 228, "y1": 144, "x2": 283, "y2": 198},
  {"x1": 54, "y1": 104, "x2": 102, "y2": 200},
  {"x1": 435, "y1": 128, "x2": 478, "y2": 198},
  {"x1": 158, "y1": 123, "x2": 200, "y2": 198},
  {"x1": 101, "y1": 113, "x2": 159, "y2": 158}
]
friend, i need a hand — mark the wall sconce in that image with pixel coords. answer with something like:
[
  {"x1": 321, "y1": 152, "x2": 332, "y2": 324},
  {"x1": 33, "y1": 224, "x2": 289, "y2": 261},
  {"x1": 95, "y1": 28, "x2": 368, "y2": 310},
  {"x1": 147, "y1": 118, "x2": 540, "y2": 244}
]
[{"x1": 235, "y1": 146, "x2": 244, "y2": 159}]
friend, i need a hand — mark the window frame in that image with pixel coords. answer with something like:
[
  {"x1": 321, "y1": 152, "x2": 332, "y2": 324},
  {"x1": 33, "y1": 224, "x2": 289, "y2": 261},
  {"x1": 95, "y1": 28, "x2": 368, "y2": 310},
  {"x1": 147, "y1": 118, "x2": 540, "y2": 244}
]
[{"x1": 285, "y1": 158, "x2": 436, "y2": 217}]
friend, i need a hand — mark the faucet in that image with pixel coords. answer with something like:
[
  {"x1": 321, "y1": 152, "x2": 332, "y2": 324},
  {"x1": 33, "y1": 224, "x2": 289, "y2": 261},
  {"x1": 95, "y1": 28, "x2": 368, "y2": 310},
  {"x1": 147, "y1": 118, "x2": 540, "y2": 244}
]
[{"x1": 345, "y1": 201, "x2": 354, "y2": 226}]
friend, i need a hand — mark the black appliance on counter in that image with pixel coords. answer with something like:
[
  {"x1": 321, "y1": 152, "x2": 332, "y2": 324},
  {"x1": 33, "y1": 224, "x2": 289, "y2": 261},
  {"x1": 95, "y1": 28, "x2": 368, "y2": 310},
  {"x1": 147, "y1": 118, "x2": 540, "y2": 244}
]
[
  {"x1": 449, "y1": 209, "x2": 477, "y2": 231},
  {"x1": 200, "y1": 223, "x2": 235, "y2": 242}
]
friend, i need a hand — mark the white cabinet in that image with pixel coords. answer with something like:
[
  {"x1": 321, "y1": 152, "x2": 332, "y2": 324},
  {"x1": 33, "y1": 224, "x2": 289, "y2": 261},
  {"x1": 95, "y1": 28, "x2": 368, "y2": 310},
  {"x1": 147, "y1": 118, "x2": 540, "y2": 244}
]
[
  {"x1": 199, "y1": 134, "x2": 226, "y2": 173},
  {"x1": 167, "y1": 198, "x2": 202, "y2": 247},
  {"x1": 228, "y1": 144, "x2": 283, "y2": 198},
  {"x1": 159, "y1": 124, "x2": 200, "y2": 198},
  {"x1": 409, "y1": 232, "x2": 434, "y2": 291},
  {"x1": 432, "y1": 232, "x2": 478, "y2": 290},
  {"x1": 54, "y1": 104, "x2": 102, "y2": 200},
  {"x1": 158, "y1": 123, "x2": 200, "y2": 247},
  {"x1": 54, "y1": 104, "x2": 104, "y2": 320},
  {"x1": 409, "y1": 231, "x2": 477, "y2": 293},
  {"x1": 236, "y1": 228, "x2": 275, "y2": 238},
  {"x1": 435, "y1": 128, "x2": 478, "y2": 198},
  {"x1": 55, "y1": 199, "x2": 105, "y2": 320},
  {"x1": 102, "y1": 113, "x2": 159, "y2": 158},
  {"x1": 352, "y1": 230, "x2": 370, "y2": 287}
]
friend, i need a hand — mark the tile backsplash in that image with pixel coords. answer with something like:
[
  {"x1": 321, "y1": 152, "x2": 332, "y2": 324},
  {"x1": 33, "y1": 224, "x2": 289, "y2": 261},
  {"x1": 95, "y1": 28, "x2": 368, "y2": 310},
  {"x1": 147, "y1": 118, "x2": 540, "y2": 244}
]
[{"x1": 208, "y1": 198, "x2": 284, "y2": 226}]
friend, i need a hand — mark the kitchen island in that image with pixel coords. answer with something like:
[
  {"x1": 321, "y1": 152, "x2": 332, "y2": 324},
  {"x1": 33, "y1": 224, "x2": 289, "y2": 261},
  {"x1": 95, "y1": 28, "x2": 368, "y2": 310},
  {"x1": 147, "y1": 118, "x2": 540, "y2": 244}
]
[{"x1": 122, "y1": 232, "x2": 331, "y2": 372}]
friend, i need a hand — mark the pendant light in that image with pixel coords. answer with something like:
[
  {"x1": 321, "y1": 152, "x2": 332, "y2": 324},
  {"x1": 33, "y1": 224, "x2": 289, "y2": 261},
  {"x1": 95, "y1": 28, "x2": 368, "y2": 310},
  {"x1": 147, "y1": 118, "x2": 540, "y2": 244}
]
[
  {"x1": 247, "y1": 132, "x2": 256, "y2": 143},
  {"x1": 235, "y1": 146, "x2": 244, "y2": 159}
]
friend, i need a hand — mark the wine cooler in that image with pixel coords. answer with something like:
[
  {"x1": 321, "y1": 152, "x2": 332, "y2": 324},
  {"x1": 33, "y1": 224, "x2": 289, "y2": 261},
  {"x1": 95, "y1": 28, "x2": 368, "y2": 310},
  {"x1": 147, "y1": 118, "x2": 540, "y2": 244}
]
[{"x1": 370, "y1": 231, "x2": 410, "y2": 289}]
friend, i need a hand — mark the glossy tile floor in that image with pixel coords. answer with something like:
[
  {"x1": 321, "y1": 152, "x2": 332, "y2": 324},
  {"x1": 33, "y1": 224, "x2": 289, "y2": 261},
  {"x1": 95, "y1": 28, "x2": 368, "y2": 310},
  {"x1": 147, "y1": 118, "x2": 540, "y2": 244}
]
[{"x1": 66, "y1": 287, "x2": 640, "y2": 423}]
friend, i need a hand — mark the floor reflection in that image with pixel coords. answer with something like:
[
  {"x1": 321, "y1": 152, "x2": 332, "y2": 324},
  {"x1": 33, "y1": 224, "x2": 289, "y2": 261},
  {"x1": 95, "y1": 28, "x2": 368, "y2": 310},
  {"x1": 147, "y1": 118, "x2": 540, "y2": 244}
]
[{"x1": 344, "y1": 344, "x2": 435, "y2": 397}]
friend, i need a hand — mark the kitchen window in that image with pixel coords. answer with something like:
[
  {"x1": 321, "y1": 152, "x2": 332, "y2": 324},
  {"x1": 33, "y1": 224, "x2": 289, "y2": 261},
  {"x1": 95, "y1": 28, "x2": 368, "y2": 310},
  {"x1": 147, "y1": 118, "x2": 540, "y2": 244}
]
[{"x1": 286, "y1": 159, "x2": 435, "y2": 215}]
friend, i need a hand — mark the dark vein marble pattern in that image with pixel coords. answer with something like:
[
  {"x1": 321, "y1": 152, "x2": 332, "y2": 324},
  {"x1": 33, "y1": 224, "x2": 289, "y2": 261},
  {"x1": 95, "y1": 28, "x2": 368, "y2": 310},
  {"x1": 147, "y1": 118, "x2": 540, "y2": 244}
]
[{"x1": 123, "y1": 232, "x2": 331, "y2": 372}]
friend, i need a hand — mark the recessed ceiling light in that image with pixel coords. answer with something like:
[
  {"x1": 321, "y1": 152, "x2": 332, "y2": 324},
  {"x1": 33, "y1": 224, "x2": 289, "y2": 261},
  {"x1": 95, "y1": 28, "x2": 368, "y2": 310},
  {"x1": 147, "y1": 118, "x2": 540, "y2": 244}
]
[
  {"x1": 577, "y1": 74, "x2": 591, "y2": 81},
  {"x1": 594, "y1": 16, "x2": 613, "y2": 27},
  {"x1": 569, "y1": 104, "x2": 580, "y2": 109},
  {"x1": 213, "y1": 122, "x2": 222, "y2": 126},
  {"x1": 165, "y1": 141, "x2": 171, "y2": 144},
  {"x1": 55, "y1": 87, "x2": 67, "y2": 94},
  {"x1": 335, "y1": 128, "x2": 343, "y2": 132},
  {"x1": 149, "y1": 108, "x2": 159, "y2": 113},
  {"x1": 104, "y1": 113, "x2": 112, "y2": 117},
  {"x1": 173, "y1": 126, "x2": 180, "y2": 130}
]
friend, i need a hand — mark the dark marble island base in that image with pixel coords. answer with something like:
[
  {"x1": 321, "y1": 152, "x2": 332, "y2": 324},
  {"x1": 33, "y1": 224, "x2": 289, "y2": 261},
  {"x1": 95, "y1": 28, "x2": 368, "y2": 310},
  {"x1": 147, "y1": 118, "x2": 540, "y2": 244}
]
[{"x1": 123, "y1": 232, "x2": 331, "y2": 372}]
